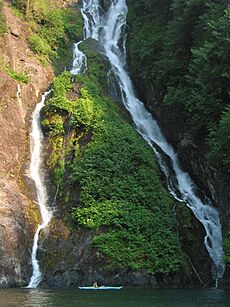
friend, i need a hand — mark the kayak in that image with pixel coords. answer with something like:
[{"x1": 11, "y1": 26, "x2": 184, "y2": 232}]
[{"x1": 79, "y1": 286, "x2": 123, "y2": 290}]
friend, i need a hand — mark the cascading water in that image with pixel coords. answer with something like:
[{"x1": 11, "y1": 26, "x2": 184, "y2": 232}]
[
  {"x1": 76, "y1": 0, "x2": 225, "y2": 283},
  {"x1": 71, "y1": 41, "x2": 87, "y2": 75},
  {"x1": 27, "y1": 91, "x2": 52, "y2": 288}
]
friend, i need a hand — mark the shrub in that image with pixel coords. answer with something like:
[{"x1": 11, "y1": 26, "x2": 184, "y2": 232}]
[
  {"x1": 28, "y1": 34, "x2": 52, "y2": 57},
  {"x1": 0, "y1": 56, "x2": 30, "y2": 83},
  {"x1": 7, "y1": 69, "x2": 30, "y2": 83}
]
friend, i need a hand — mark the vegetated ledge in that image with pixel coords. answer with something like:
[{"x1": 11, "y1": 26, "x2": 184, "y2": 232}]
[{"x1": 37, "y1": 39, "x2": 213, "y2": 288}]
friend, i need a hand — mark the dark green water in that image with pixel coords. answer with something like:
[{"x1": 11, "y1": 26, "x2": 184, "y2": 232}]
[{"x1": 0, "y1": 288, "x2": 229, "y2": 307}]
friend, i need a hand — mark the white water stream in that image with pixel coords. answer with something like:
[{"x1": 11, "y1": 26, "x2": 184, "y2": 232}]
[
  {"x1": 27, "y1": 91, "x2": 52, "y2": 288},
  {"x1": 72, "y1": 0, "x2": 225, "y2": 282},
  {"x1": 71, "y1": 41, "x2": 87, "y2": 75}
]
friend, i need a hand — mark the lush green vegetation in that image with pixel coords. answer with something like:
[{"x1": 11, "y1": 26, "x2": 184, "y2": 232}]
[
  {"x1": 6, "y1": 67, "x2": 30, "y2": 83},
  {"x1": 0, "y1": 0, "x2": 7, "y2": 35},
  {"x1": 41, "y1": 47, "x2": 183, "y2": 273},
  {"x1": 12, "y1": 0, "x2": 83, "y2": 72},
  {"x1": 0, "y1": 56, "x2": 30, "y2": 83},
  {"x1": 127, "y1": 0, "x2": 230, "y2": 172}
]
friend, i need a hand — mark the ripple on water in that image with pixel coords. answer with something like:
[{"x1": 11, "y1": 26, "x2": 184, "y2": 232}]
[{"x1": 0, "y1": 288, "x2": 230, "y2": 307}]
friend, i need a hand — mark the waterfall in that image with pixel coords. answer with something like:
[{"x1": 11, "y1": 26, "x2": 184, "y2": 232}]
[
  {"x1": 77, "y1": 0, "x2": 225, "y2": 282},
  {"x1": 27, "y1": 91, "x2": 52, "y2": 288},
  {"x1": 70, "y1": 41, "x2": 88, "y2": 75}
]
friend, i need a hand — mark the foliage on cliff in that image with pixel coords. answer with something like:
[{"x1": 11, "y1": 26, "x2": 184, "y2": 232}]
[
  {"x1": 0, "y1": 56, "x2": 30, "y2": 83},
  {"x1": 0, "y1": 0, "x2": 7, "y2": 34},
  {"x1": 12, "y1": 0, "x2": 83, "y2": 72},
  {"x1": 41, "y1": 45, "x2": 183, "y2": 274},
  {"x1": 127, "y1": 0, "x2": 230, "y2": 173}
]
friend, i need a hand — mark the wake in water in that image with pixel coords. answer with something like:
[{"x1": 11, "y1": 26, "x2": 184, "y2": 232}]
[
  {"x1": 27, "y1": 91, "x2": 52, "y2": 288},
  {"x1": 72, "y1": 0, "x2": 225, "y2": 282}
]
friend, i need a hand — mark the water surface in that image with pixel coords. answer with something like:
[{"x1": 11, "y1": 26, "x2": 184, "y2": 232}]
[{"x1": 0, "y1": 288, "x2": 229, "y2": 306}]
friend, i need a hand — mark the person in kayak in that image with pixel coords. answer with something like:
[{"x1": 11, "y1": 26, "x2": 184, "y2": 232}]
[{"x1": 93, "y1": 281, "x2": 99, "y2": 288}]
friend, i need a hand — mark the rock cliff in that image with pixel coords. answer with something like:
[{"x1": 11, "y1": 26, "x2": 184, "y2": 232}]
[{"x1": 0, "y1": 2, "x2": 53, "y2": 286}]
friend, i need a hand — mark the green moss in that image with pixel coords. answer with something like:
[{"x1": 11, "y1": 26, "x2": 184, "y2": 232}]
[{"x1": 25, "y1": 200, "x2": 41, "y2": 227}]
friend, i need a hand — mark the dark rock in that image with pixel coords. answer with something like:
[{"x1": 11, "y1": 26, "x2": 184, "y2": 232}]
[
  {"x1": 39, "y1": 218, "x2": 158, "y2": 288},
  {"x1": 10, "y1": 30, "x2": 19, "y2": 38},
  {"x1": 222, "y1": 268, "x2": 230, "y2": 287},
  {"x1": 38, "y1": 214, "x2": 208, "y2": 288},
  {"x1": 175, "y1": 203, "x2": 212, "y2": 286},
  {"x1": 81, "y1": 38, "x2": 105, "y2": 55}
]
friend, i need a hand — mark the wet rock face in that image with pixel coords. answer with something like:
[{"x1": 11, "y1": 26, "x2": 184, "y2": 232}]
[
  {"x1": 0, "y1": 5, "x2": 53, "y2": 287},
  {"x1": 0, "y1": 180, "x2": 33, "y2": 287},
  {"x1": 177, "y1": 143, "x2": 230, "y2": 229},
  {"x1": 40, "y1": 223, "x2": 160, "y2": 288},
  {"x1": 38, "y1": 215, "x2": 207, "y2": 289},
  {"x1": 38, "y1": 217, "x2": 159, "y2": 288},
  {"x1": 175, "y1": 204, "x2": 213, "y2": 287}
]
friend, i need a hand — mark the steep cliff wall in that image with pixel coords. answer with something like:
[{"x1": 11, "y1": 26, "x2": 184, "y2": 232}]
[
  {"x1": 127, "y1": 0, "x2": 230, "y2": 282},
  {"x1": 0, "y1": 2, "x2": 53, "y2": 286},
  {"x1": 0, "y1": 0, "x2": 82, "y2": 287},
  {"x1": 35, "y1": 40, "x2": 214, "y2": 288}
]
